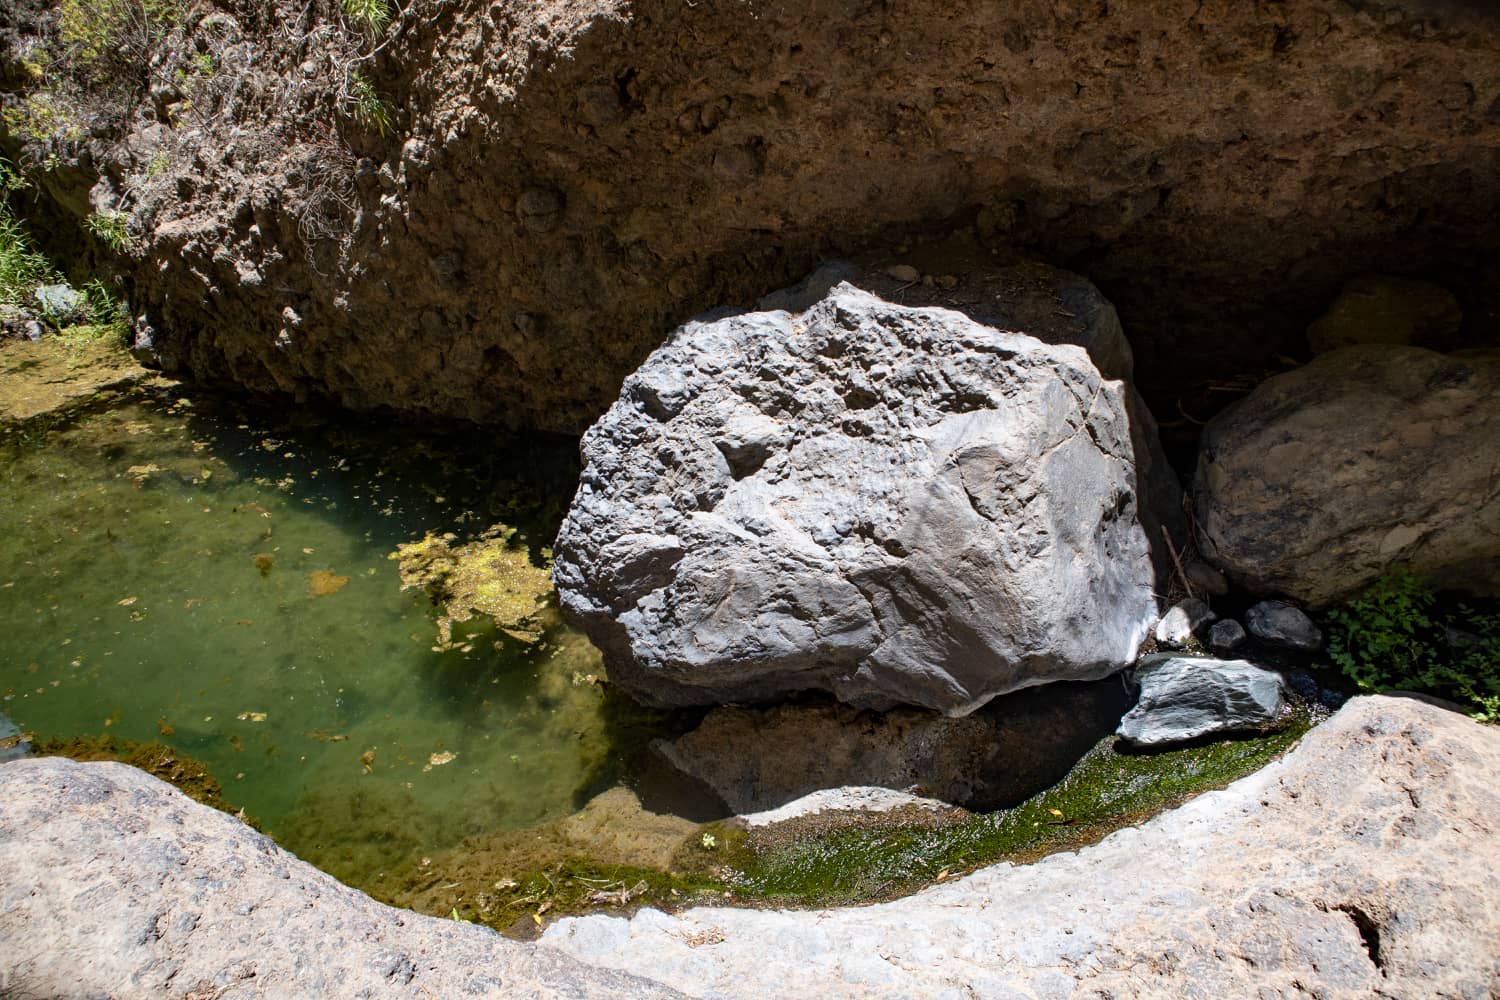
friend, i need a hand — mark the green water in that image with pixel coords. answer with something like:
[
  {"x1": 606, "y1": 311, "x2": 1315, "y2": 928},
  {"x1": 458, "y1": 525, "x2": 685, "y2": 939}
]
[{"x1": 0, "y1": 382, "x2": 645, "y2": 884}]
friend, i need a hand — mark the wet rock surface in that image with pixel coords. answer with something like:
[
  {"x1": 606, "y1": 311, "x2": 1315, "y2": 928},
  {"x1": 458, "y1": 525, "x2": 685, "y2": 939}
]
[
  {"x1": 649, "y1": 681, "x2": 1131, "y2": 815},
  {"x1": 545, "y1": 696, "x2": 1500, "y2": 998},
  {"x1": 1195, "y1": 346, "x2": 1500, "y2": 605},
  {"x1": 1118, "y1": 654, "x2": 1287, "y2": 747},
  {"x1": 0, "y1": 759, "x2": 684, "y2": 1000},
  {"x1": 554, "y1": 284, "x2": 1160, "y2": 713}
]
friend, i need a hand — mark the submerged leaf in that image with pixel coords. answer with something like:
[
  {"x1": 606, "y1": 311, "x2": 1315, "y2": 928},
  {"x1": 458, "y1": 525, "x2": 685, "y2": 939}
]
[{"x1": 309, "y1": 569, "x2": 350, "y2": 596}]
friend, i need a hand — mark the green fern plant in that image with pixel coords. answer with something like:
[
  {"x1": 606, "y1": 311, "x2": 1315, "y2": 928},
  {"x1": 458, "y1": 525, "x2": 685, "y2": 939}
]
[{"x1": 1325, "y1": 567, "x2": 1500, "y2": 722}]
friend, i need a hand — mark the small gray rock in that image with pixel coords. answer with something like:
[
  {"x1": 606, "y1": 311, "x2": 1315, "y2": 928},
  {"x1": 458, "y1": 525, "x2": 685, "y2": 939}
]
[
  {"x1": 1154, "y1": 598, "x2": 1217, "y2": 648},
  {"x1": 1208, "y1": 618, "x2": 1247, "y2": 654},
  {"x1": 1118, "y1": 654, "x2": 1287, "y2": 746},
  {"x1": 1245, "y1": 601, "x2": 1323, "y2": 650},
  {"x1": 35, "y1": 283, "x2": 90, "y2": 325}
]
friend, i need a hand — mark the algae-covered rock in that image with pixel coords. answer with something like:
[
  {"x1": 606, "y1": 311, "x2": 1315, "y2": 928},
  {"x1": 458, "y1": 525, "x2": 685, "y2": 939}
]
[{"x1": 392, "y1": 525, "x2": 557, "y2": 648}]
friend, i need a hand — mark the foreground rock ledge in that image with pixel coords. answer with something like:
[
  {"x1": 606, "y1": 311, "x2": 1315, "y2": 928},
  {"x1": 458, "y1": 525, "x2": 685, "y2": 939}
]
[
  {"x1": 0, "y1": 760, "x2": 682, "y2": 1000},
  {"x1": 2, "y1": 696, "x2": 1498, "y2": 998},
  {"x1": 547, "y1": 696, "x2": 1500, "y2": 998}
]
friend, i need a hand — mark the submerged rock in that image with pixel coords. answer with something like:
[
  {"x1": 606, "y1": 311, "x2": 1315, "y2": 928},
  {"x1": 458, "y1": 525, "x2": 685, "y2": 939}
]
[
  {"x1": 1118, "y1": 654, "x2": 1287, "y2": 747},
  {"x1": 554, "y1": 283, "x2": 1161, "y2": 714},
  {"x1": 1195, "y1": 346, "x2": 1500, "y2": 605}
]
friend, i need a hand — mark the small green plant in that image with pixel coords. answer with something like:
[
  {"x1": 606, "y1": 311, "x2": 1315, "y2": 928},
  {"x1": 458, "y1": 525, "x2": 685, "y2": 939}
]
[
  {"x1": 349, "y1": 72, "x2": 392, "y2": 135},
  {"x1": 1325, "y1": 568, "x2": 1500, "y2": 722},
  {"x1": 85, "y1": 211, "x2": 134, "y2": 253},
  {"x1": 0, "y1": 212, "x2": 61, "y2": 307},
  {"x1": 145, "y1": 149, "x2": 171, "y2": 178},
  {"x1": 341, "y1": 0, "x2": 393, "y2": 34},
  {"x1": 58, "y1": 0, "x2": 183, "y2": 81}
]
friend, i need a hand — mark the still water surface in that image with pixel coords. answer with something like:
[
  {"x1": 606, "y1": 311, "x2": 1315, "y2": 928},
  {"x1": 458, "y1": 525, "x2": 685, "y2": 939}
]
[{"x1": 0, "y1": 382, "x2": 649, "y2": 884}]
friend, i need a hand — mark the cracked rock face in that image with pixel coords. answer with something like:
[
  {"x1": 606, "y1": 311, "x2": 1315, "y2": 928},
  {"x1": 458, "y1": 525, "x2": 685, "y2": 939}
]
[{"x1": 553, "y1": 284, "x2": 1158, "y2": 714}]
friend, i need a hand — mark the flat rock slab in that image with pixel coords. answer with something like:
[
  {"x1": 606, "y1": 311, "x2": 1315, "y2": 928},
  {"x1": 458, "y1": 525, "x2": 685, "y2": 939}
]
[
  {"x1": 546, "y1": 696, "x2": 1500, "y2": 998},
  {"x1": 554, "y1": 283, "x2": 1159, "y2": 713},
  {"x1": 0, "y1": 759, "x2": 683, "y2": 1000},
  {"x1": 1117, "y1": 654, "x2": 1287, "y2": 746}
]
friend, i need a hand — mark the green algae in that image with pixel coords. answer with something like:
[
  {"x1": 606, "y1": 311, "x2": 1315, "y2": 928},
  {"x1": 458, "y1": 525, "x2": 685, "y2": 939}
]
[
  {"x1": 729, "y1": 710, "x2": 1313, "y2": 906},
  {"x1": 391, "y1": 524, "x2": 557, "y2": 649}
]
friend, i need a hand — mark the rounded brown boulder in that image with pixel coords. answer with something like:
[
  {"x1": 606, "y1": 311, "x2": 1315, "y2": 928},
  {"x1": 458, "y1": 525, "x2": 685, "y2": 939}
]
[{"x1": 1194, "y1": 346, "x2": 1500, "y2": 606}]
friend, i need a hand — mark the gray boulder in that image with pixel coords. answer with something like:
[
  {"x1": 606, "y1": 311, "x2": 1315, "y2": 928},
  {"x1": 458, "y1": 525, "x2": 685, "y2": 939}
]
[
  {"x1": 1245, "y1": 600, "x2": 1324, "y2": 651},
  {"x1": 1118, "y1": 654, "x2": 1287, "y2": 746},
  {"x1": 554, "y1": 284, "x2": 1161, "y2": 714},
  {"x1": 1195, "y1": 346, "x2": 1500, "y2": 605}
]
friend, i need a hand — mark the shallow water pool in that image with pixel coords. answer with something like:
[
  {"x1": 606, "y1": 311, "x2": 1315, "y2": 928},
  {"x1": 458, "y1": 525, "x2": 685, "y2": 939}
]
[{"x1": 0, "y1": 380, "x2": 659, "y2": 885}]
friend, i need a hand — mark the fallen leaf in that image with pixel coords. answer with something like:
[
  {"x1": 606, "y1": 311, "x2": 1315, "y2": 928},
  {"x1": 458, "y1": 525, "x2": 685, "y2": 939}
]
[
  {"x1": 360, "y1": 748, "x2": 377, "y2": 774},
  {"x1": 116, "y1": 596, "x2": 137, "y2": 606},
  {"x1": 1047, "y1": 808, "x2": 1064, "y2": 817},
  {"x1": 422, "y1": 750, "x2": 458, "y2": 772},
  {"x1": 183, "y1": 597, "x2": 207, "y2": 609},
  {"x1": 309, "y1": 570, "x2": 350, "y2": 596},
  {"x1": 236, "y1": 711, "x2": 267, "y2": 722},
  {"x1": 157, "y1": 718, "x2": 174, "y2": 737}
]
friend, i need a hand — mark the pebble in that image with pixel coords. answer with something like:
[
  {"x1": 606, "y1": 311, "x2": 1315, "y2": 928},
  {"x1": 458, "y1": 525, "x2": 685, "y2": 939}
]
[{"x1": 885, "y1": 264, "x2": 920, "y2": 283}]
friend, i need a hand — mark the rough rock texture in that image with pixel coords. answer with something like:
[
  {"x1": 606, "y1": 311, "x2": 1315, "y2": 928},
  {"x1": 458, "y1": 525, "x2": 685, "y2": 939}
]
[
  {"x1": 1154, "y1": 597, "x2": 1217, "y2": 648},
  {"x1": 546, "y1": 696, "x2": 1500, "y2": 998},
  {"x1": 1208, "y1": 618, "x2": 1248, "y2": 654},
  {"x1": 1117, "y1": 654, "x2": 1287, "y2": 746},
  {"x1": 554, "y1": 285, "x2": 1159, "y2": 713},
  {"x1": 1246, "y1": 600, "x2": 1326, "y2": 651},
  {"x1": 652, "y1": 681, "x2": 1130, "y2": 815},
  {"x1": 1195, "y1": 345, "x2": 1500, "y2": 605},
  {"x1": 0, "y1": 759, "x2": 684, "y2": 1000},
  {"x1": 7, "y1": 0, "x2": 1500, "y2": 429},
  {"x1": 1307, "y1": 274, "x2": 1465, "y2": 355},
  {"x1": 5, "y1": 698, "x2": 1499, "y2": 998}
]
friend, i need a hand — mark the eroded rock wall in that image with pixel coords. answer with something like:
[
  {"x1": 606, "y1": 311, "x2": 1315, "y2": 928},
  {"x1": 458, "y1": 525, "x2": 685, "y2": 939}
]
[{"x1": 6, "y1": 0, "x2": 1500, "y2": 429}]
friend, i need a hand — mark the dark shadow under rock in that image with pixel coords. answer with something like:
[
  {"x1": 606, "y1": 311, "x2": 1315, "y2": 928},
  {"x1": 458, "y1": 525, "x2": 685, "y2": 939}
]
[{"x1": 644, "y1": 679, "x2": 1132, "y2": 816}]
